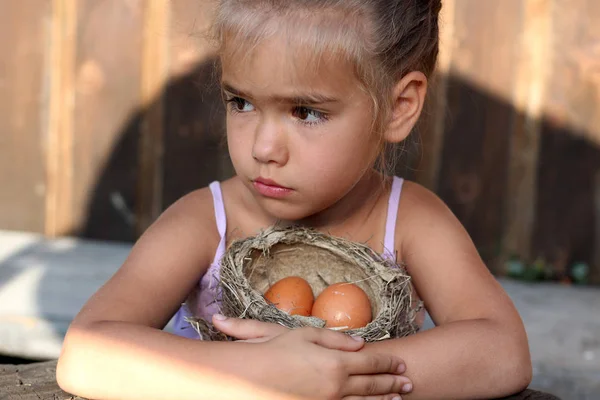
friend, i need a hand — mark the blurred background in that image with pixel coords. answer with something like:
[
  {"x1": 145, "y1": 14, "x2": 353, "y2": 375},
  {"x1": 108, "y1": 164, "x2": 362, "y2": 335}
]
[{"x1": 0, "y1": 0, "x2": 599, "y2": 399}]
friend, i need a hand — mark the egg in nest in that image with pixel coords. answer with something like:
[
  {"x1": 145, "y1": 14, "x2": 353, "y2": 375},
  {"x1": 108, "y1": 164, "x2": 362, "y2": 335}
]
[
  {"x1": 311, "y1": 282, "x2": 372, "y2": 330},
  {"x1": 263, "y1": 276, "x2": 314, "y2": 316}
]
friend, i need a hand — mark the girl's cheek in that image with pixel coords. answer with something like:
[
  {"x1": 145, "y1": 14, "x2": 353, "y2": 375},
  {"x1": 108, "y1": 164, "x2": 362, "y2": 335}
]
[{"x1": 227, "y1": 121, "x2": 249, "y2": 142}]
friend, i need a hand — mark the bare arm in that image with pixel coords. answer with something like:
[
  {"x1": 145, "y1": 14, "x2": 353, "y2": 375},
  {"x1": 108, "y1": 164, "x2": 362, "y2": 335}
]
[
  {"x1": 359, "y1": 182, "x2": 532, "y2": 399},
  {"x1": 58, "y1": 321, "x2": 304, "y2": 400},
  {"x1": 362, "y1": 319, "x2": 530, "y2": 399},
  {"x1": 56, "y1": 189, "x2": 234, "y2": 398},
  {"x1": 57, "y1": 189, "x2": 286, "y2": 399}
]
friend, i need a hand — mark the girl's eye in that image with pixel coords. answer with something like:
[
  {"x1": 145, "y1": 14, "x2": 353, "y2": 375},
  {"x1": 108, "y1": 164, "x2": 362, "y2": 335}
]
[
  {"x1": 226, "y1": 96, "x2": 255, "y2": 113},
  {"x1": 292, "y1": 106, "x2": 328, "y2": 126}
]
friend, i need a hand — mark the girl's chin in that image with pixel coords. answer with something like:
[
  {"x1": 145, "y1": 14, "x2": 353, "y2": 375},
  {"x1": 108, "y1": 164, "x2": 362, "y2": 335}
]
[{"x1": 252, "y1": 198, "x2": 323, "y2": 223}]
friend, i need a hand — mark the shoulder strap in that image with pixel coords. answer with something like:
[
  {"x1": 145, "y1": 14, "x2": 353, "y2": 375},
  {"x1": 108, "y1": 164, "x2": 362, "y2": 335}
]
[
  {"x1": 208, "y1": 181, "x2": 227, "y2": 239},
  {"x1": 383, "y1": 176, "x2": 405, "y2": 259}
]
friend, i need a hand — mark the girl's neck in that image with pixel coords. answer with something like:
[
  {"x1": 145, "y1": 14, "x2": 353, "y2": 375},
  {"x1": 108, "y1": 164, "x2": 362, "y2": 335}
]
[
  {"x1": 236, "y1": 169, "x2": 390, "y2": 239},
  {"x1": 297, "y1": 169, "x2": 388, "y2": 234}
]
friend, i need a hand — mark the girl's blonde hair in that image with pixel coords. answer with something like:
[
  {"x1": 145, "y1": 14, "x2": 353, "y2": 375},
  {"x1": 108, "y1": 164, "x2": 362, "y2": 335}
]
[{"x1": 210, "y1": 0, "x2": 442, "y2": 174}]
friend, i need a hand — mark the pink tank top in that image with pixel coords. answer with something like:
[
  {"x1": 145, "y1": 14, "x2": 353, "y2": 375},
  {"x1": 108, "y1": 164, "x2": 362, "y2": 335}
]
[{"x1": 171, "y1": 176, "x2": 421, "y2": 338}]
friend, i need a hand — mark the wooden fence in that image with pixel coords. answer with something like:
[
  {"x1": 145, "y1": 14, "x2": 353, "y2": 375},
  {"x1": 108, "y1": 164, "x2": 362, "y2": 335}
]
[{"x1": 1, "y1": 0, "x2": 599, "y2": 283}]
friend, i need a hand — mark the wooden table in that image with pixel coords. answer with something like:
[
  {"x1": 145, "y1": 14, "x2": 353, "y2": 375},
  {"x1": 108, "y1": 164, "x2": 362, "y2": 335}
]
[{"x1": 0, "y1": 360, "x2": 561, "y2": 400}]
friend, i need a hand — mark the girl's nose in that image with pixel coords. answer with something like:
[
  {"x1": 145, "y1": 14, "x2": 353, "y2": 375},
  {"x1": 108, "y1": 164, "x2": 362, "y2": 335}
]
[{"x1": 252, "y1": 118, "x2": 289, "y2": 165}]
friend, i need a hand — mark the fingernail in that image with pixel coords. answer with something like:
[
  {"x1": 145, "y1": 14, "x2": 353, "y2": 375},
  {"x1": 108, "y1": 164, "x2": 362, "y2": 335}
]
[
  {"x1": 392, "y1": 396, "x2": 402, "y2": 400},
  {"x1": 350, "y1": 335, "x2": 364, "y2": 342},
  {"x1": 213, "y1": 314, "x2": 227, "y2": 321},
  {"x1": 396, "y1": 363, "x2": 406, "y2": 373},
  {"x1": 402, "y1": 383, "x2": 413, "y2": 393}
]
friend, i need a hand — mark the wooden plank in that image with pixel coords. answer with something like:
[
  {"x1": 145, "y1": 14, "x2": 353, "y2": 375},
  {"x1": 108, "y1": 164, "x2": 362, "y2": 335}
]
[
  {"x1": 72, "y1": 1, "x2": 144, "y2": 242},
  {"x1": 0, "y1": 361, "x2": 558, "y2": 400},
  {"x1": 0, "y1": 231, "x2": 185, "y2": 361},
  {"x1": 0, "y1": 231, "x2": 126, "y2": 359},
  {"x1": 136, "y1": 0, "x2": 170, "y2": 236},
  {"x1": 46, "y1": 0, "x2": 77, "y2": 238},
  {"x1": 414, "y1": 0, "x2": 455, "y2": 191},
  {"x1": 532, "y1": 0, "x2": 600, "y2": 283},
  {"x1": 502, "y1": 0, "x2": 552, "y2": 266},
  {"x1": 594, "y1": 171, "x2": 600, "y2": 284},
  {"x1": 0, "y1": 361, "x2": 84, "y2": 400},
  {"x1": 162, "y1": 1, "x2": 232, "y2": 210},
  {"x1": 0, "y1": 1, "x2": 51, "y2": 233},
  {"x1": 436, "y1": 0, "x2": 523, "y2": 273}
]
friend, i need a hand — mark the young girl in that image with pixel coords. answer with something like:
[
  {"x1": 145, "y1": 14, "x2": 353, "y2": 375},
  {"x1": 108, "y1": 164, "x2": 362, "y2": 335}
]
[{"x1": 57, "y1": 1, "x2": 532, "y2": 399}]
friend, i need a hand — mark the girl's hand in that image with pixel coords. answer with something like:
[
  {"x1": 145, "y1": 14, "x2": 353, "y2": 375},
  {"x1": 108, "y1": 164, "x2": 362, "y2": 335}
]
[
  {"x1": 213, "y1": 316, "x2": 413, "y2": 400},
  {"x1": 212, "y1": 314, "x2": 288, "y2": 343}
]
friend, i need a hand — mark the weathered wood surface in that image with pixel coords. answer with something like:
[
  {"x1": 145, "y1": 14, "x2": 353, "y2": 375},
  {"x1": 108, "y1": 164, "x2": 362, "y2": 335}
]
[
  {"x1": 73, "y1": 1, "x2": 144, "y2": 242},
  {"x1": 45, "y1": 0, "x2": 76, "y2": 238},
  {"x1": 3, "y1": 0, "x2": 598, "y2": 281},
  {"x1": 1, "y1": 1, "x2": 600, "y2": 274},
  {"x1": 436, "y1": 0, "x2": 522, "y2": 274},
  {"x1": 0, "y1": 360, "x2": 560, "y2": 400},
  {"x1": 0, "y1": 1, "x2": 50, "y2": 233},
  {"x1": 0, "y1": 361, "x2": 83, "y2": 400},
  {"x1": 531, "y1": 0, "x2": 600, "y2": 283}
]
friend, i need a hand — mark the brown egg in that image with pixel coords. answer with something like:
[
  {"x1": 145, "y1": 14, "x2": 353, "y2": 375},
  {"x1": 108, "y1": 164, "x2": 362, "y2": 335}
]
[
  {"x1": 264, "y1": 276, "x2": 314, "y2": 316},
  {"x1": 311, "y1": 283, "x2": 372, "y2": 330}
]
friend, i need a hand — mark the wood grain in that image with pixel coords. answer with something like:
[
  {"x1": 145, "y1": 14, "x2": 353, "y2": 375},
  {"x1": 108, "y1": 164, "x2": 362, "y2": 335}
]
[
  {"x1": 414, "y1": 0, "x2": 455, "y2": 190},
  {"x1": 0, "y1": 1, "x2": 51, "y2": 233},
  {"x1": 532, "y1": 0, "x2": 600, "y2": 282},
  {"x1": 503, "y1": 0, "x2": 551, "y2": 265},
  {"x1": 0, "y1": 360, "x2": 559, "y2": 400},
  {"x1": 436, "y1": 0, "x2": 523, "y2": 272},
  {"x1": 0, "y1": 361, "x2": 83, "y2": 400},
  {"x1": 136, "y1": 0, "x2": 170, "y2": 236},
  {"x1": 73, "y1": 1, "x2": 144, "y2": 242},
  {"x1": 1, "y1": 1, "x2": 599, "y2": 281},
  {"x1": 162, "y1": 1, "x2": 231, "y2": 210}
]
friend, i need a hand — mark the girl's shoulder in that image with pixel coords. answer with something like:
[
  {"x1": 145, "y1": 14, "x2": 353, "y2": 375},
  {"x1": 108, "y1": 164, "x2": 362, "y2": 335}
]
[
  {"x1": 395, "y1": 180, "x2": 465, "y2": 254},
  {"x1": 69, "y1": 184, "x2": 226, "y2": 330},
  {"x1": 150, "y1": 184, "x2": 223, "y2": 257},
  {"x1": 162, "y1": 185, "x2": 217, "y2": 226},
  {"x1": 167, "y1": 176, "x2": 242, "y2": 244},
  {"x1": 397, "y1": 180, "x2": 452, "y2": 216}
]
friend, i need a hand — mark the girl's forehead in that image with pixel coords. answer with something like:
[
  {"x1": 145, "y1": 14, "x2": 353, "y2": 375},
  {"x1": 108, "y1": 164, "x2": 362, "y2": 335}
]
[{"x1": 220, "y1": 36, "x2": 359, "y2": 99}]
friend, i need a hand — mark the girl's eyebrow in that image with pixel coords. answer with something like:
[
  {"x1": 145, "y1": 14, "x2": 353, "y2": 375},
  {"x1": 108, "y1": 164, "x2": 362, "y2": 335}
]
[{"x1": 221, "y1": 82, "x2": 339, "y2": 105}]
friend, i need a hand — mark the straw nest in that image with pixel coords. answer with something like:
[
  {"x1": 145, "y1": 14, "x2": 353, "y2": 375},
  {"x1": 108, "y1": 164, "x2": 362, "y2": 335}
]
[{"x1": 187, "y1": 226, "x2": 422, "y2": 342}]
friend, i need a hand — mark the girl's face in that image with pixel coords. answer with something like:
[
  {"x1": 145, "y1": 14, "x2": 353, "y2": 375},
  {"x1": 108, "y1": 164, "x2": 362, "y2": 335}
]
[{"x1": 222, "y1": 37, "x2": 380, "y2": 221}]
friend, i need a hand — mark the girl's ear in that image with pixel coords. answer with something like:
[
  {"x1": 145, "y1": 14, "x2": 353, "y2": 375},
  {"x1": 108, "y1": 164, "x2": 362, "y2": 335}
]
[{"x1": 384, "y1": 71, "x2": 428, "y2": 143}]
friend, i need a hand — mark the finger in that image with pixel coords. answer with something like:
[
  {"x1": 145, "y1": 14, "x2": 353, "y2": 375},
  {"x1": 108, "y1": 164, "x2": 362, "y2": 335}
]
[
  {"x1": 235, "y1": 337, "x2": 272, "y2": 344},
  {"x1": 299, "y1": 327, "x2": 365, "y2": 352},
  {"x1": 343, "y1": 394, "x2": 402, "y2": 400},
  {"x1": 212, "y1": 315, "x2": 288, "y2": 340},
  {"x1": 342, "y1": 351, "x2": 406, "y2": 376},
  {"x1": 342, "y1": 374, "x2": 412, "y2": 397}
]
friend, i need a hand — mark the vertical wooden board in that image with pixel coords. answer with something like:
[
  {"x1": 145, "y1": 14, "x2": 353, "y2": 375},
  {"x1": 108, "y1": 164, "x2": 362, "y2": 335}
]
[
  {"x1": 594, "y1": 171, "x2": 600, "y2": 284},
  {"x1": 0, "y1": 2, "x2": 51, "y2": 233},
  {"x1": 46, "y1": 0, "x2": 77, "y2": 238},
  {"x1": 413, "y1": 0, "x2": 455, "y2": 190},
  {"x1": 162, "y1": 1, "x2": 231, "y2": 210},
  {"x1": 533, "y1": 0, "x2": 600, "y2": 283},
  {"x1": 136, "y1": 0, "x2": 169, "y2": 236},
  {"x1": 72, "y1": 1, "x2": 144, "y2": 242},
  {"x1": 436, "y1": 0, "x2": 523, "y2": 271},
  {"x1": 502, "y1": 0, "x2": 551, "y2": 267}
]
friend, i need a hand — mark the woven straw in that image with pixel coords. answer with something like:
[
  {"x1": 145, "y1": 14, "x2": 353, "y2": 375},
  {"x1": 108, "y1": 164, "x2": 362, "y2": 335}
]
[{"x1": 187, "y1": 226, "x2": 422, "y2": 342}]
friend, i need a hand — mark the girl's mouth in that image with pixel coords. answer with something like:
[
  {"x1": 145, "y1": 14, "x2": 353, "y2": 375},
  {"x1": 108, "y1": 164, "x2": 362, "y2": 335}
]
[{"x1": 253, "y1": 177, "x2": 293, "y2": 198}]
